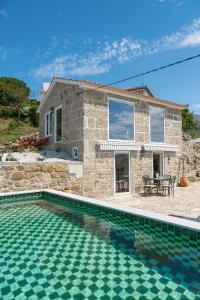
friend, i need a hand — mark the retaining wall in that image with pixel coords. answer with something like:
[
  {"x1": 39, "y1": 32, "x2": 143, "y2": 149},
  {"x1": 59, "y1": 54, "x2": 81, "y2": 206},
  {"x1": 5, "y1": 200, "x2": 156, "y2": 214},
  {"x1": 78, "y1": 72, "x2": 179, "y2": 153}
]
[{"x1": 0, "y1": 162, "x2": 83, "y2": 194}]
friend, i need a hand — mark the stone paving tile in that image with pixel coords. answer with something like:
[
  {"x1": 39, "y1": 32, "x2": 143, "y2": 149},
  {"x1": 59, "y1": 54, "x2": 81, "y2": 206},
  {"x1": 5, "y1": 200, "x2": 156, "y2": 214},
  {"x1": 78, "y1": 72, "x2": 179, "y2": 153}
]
[{"x1": 99, "y1": 182, "x2": 200, "y2": 222}]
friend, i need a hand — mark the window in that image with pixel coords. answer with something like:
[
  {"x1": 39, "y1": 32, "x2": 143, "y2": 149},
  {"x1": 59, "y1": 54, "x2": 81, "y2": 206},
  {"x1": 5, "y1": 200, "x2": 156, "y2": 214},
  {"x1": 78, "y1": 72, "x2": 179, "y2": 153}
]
[
  {"x1": 115, "y1": 152, "x2": 129, "y2": 193},
  {"x1": 150, "y1": 106, "x2": 165, "y2": 143},
  {"x1": 109, "y1": 98, "x2": 134, "y2": 140},
  {"x1": 55, "y1": 106, "x2": 62, "y2": 142},
  {"x1": 172, "y1": 115, "x2": 180, "y2": 122},
  {"x1": 45, "y1": 111, "x2": 53, "y2": 136},
  {"x1": 153, "y1": 153, "x2": 164, "y2": 178}
]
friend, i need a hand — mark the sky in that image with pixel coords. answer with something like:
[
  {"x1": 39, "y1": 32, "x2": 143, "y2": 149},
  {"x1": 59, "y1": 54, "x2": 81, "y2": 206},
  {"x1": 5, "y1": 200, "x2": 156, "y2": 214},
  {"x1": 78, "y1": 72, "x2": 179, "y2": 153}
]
[{"x1": 1, "y1": 0, "x2": 200, "y2": 112}]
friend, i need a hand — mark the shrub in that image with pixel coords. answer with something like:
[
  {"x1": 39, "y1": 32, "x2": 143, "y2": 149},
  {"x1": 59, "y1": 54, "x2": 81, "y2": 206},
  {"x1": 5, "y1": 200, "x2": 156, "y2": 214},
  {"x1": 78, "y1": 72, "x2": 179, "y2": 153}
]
[
  {"x1": 0, "y1": 105, "x2": 16, "y2": 117},
  {"x1": 28, "y1": 105, "x2": 39, "y2": 127}
]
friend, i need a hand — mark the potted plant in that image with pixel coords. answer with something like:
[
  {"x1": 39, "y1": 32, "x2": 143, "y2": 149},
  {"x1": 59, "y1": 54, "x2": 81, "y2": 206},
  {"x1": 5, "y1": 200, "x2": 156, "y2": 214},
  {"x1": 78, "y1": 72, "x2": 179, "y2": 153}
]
[{"x1": 179, "y1": 154, "x2": 189, "y2": 187}]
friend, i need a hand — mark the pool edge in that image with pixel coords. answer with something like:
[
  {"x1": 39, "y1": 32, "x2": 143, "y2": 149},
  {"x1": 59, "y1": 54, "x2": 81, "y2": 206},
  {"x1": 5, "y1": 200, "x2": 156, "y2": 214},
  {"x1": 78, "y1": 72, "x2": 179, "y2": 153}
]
[{"x1": 0, "y1": 188, "x2": 200, "y2": 232}]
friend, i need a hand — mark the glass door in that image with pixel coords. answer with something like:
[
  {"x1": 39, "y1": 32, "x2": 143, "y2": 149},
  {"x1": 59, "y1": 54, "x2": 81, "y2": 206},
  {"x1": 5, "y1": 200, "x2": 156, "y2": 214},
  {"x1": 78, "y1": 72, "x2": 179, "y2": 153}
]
[
  {"x1": 153, "y1": 153, "x2": 164, "y2": 178},
  {"x1": 115, "y1": 152, "x2": 129, "y2": 193}
]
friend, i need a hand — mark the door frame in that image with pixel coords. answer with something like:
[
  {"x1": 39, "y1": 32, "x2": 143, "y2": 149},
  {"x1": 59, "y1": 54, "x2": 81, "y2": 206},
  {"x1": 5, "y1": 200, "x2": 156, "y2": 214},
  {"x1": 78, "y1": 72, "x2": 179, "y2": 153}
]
[
  {"x1": 114, "y1": 151, "x2": 130, "y2": 194},
  {"x1": 152, "y1": 152, "x2": 165, "y2": 178}
]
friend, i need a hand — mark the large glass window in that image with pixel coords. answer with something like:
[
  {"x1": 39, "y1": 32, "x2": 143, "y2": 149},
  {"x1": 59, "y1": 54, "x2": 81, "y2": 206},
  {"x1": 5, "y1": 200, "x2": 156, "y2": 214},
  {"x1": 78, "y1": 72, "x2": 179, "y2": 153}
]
[
  {"x1": 109, "y1": 98, "x2": 134, "y2": 140},
  {"x1": 55, "y1": 107, "x2": 62, "y2": 142},
  {"x1": 150, "y1": 106, "x2": 165, "y2": 143},
  {"x1": 45, "y1": 111, "x2": 53, "y2": 136}
]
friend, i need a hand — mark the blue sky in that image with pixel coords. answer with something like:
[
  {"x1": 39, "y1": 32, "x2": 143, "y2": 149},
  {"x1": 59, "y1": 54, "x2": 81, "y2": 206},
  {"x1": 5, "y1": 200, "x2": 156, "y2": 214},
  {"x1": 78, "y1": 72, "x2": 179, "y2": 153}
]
[{"x1": 1, "y1": 0, "x2": 200, "y2": 112}]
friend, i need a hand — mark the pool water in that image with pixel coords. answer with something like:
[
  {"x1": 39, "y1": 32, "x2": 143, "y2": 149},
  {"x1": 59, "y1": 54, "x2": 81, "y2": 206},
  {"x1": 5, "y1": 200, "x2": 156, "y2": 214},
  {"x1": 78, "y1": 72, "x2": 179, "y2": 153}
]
[{"x1": 0, "y1": 194, "x2": 199, "y2": 299}]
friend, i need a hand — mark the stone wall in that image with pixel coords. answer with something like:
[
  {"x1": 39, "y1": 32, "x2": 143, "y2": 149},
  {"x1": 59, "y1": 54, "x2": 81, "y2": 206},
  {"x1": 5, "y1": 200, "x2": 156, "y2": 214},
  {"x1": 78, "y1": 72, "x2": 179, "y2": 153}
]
[
  {"x1": 0, "y1": 162, "x2": 83, "y2": 194},
  {"x1": 82, "y1": 91, "x2": 182, "y2": 197},
  {"x1": 39, "y1": 83, "x2": 183, "y2": 197},
  {"x1": 39, "y1": 82, "x2": 84, "y2": 160},
  {"x1": 181, "y1": 142, "x2": 200, "y2": 179}
]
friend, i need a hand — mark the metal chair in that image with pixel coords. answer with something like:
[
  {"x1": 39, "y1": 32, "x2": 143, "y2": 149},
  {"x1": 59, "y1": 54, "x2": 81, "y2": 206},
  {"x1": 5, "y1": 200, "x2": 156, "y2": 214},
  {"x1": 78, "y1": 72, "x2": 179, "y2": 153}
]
[
  {"x1": 168, "y1": 176, "x2": 176, "y2": 196},
  {"x1": 142, "y1": 175, "x2": 153, "y2": 196}
]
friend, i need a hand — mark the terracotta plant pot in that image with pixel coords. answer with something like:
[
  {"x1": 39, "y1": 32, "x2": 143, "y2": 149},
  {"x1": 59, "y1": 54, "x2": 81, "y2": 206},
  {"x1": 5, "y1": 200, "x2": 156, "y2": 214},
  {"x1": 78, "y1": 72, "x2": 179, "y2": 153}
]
[{"x1": 179, "y1": 176, "x2": 189, "y2": 187}]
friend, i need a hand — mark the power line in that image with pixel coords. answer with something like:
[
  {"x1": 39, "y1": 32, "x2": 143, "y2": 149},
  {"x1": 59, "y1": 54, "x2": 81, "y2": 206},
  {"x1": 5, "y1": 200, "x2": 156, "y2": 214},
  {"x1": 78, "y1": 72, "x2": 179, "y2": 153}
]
[{"x1": 78, "y1": 53, "x2": 200, "y2": 96}]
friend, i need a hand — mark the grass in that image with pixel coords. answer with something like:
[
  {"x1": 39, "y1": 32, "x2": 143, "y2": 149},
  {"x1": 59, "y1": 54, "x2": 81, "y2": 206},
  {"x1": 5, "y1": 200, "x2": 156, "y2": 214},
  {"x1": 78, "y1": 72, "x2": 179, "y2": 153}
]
[{"x1": 0, "y1": 118, "x2": 38, "y2": 142}]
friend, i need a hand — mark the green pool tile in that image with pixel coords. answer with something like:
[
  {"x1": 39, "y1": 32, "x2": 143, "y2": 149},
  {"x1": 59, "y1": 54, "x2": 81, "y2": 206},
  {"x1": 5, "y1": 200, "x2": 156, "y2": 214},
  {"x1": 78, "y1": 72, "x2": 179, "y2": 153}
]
[{"x1": 0, "y1": 195, "x2": 199, "y2": 299}]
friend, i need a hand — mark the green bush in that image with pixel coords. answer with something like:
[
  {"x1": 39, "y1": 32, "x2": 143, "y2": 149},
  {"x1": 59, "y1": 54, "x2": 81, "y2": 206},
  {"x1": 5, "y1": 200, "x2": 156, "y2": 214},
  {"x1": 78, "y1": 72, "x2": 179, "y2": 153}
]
[
  {"x1": 28, "y1": 105, "x2": 39, "y2": 127},
  {"x1": 8, "y1": 120, "x2": 23, "y2": 130},
  {"x1": 0, "y1": 105, "x2": 15, "y2": 117}
]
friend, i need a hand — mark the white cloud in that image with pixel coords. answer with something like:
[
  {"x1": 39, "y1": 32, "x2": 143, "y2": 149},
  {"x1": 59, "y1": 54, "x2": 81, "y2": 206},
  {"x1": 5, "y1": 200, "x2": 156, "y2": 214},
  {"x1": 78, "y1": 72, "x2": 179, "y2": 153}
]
[
  {"x1": 33, "y1": 37, "x2": 141, "y2": 78},
  {"x1": 32, "y1": 17, "x2": 200, "y2": 79},
  {"x1": 0, "y1": 9, "x2": 7, "y2": 19},
  {"x1": 33, "y1": 54, "x2": 111, "y2": 78},
  {"x1": 142, "y1": 18, "x2": 200, "y2": 54},
  {"x1": 157, "y1": 0, "x2": 185, "y2": 5}
]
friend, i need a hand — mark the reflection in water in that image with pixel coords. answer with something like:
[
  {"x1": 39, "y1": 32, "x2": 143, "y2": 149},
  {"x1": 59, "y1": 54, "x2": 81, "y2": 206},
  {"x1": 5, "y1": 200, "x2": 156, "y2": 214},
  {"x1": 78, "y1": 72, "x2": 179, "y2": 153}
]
[
  {"x1": 3, "y1": 199, "x2": 199, "y2": 296},
  {"x1": 36, "y1": 201, "x2": 200, "y2": 282}
]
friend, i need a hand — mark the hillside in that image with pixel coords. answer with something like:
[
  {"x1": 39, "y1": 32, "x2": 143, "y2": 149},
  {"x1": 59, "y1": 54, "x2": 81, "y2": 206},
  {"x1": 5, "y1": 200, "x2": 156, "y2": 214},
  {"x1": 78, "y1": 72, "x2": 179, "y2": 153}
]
[
  {"x1": 0, "y1": 118, "x2": 38, "y2": 142},
  {"x1": 194, "y1": 114, "x2": 200, "y2": 129}
]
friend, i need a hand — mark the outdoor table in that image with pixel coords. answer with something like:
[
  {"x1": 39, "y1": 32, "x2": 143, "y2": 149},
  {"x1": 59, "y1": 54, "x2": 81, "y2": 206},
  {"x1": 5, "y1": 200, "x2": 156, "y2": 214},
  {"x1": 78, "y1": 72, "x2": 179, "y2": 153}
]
[{"x1": 149, "y1": 178, "x2": 170, "y2": 195}]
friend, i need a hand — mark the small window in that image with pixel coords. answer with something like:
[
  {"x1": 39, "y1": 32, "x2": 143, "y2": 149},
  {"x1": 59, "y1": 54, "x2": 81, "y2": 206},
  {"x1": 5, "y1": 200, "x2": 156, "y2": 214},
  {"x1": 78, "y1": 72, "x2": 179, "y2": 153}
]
[
  {"x1": 55, "y1": 107, "x2": 62, "y2": 142},
  {"x1": 172, "y1": 115, "x2": 179, "y2": 122},
  {"x1": 45, "y1": 111, "x2": 53, "y2": 136}
]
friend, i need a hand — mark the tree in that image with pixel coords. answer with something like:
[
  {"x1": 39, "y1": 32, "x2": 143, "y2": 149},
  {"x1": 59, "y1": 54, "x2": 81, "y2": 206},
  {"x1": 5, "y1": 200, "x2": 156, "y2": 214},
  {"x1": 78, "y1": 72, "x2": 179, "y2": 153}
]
[
  {"x1": 182, "y1": 105, "x2": 198, "y2": 135},
  {"x1": 28, "y1": 100, "x2": 39, "y2": 127},
  {"x1": 0, "y1": 77, "x2": 30, "y2": 120}
]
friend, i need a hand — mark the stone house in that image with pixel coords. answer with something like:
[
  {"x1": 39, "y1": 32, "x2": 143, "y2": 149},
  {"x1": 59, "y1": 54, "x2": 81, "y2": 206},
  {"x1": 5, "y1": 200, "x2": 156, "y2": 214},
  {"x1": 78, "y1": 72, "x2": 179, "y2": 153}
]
[{"x1": 38, "y1": 77, "x2": 185, "y2": 197}]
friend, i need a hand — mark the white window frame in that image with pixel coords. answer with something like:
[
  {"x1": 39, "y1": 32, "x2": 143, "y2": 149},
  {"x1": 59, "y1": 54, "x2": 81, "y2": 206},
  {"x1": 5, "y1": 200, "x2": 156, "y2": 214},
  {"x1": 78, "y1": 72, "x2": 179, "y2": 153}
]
[
  {"x1": 54, "y1": 105, "x2": 63, "y2": 143},
  {"x1": 114, "y1": 151, "x2": 130, "y2": 195},
  {"x1": 149, "y1": 106, "x2": 165, "y2": 144},
  {"x1": 45, "y1": 111, "x2": 52, "y2": 137},
  {"x1": 108, "y1": 97, "x2": 135, "y2": 142}
]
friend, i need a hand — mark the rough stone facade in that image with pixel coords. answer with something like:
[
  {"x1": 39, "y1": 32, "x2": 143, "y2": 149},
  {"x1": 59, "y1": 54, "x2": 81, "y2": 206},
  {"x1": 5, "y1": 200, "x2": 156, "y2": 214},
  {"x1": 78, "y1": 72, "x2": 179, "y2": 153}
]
[
  {"x1": 39, "y1": 81, "x2": 183, "y2": 197},
  {"x1": 181, "y1": 142, "x2": 200, "y2": 179},
  {"x1": 82, "y1": 91, "x2": 182, "y2": 196},
  {"x1": 39, "y1": 82, "x2": 84, "y2": 160},
  {"x1": 0, "y1": 162, "x2": 83, "y2": 194}
]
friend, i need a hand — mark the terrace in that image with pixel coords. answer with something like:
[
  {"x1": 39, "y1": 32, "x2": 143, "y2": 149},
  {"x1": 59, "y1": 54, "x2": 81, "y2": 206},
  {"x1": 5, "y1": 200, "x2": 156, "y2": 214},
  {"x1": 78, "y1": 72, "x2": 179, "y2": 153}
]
[{"x1": 99, "y1": 181, "x2": 200, "y2": 222}]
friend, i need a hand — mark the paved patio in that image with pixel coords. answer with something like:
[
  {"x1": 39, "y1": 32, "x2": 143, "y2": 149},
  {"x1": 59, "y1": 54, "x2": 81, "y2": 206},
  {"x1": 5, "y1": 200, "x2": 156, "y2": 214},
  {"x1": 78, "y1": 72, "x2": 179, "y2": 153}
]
[{"x1": 99, "y1": 181, "x2": 200, "y2": 222}]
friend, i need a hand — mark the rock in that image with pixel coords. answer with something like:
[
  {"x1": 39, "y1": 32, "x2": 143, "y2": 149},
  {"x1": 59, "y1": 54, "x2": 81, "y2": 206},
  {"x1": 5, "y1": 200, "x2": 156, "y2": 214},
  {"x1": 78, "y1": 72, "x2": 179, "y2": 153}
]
[
  {"x1": 55, "y1": 165, "x2": 67, "y2": 172},
  {"x1": 42, "y1": 165, "x2": 55, "y2": 173},
  {"x1": 0, "y1": 162, "x2": 82, "y2": 194},
  {"x1": 24, "y1": 164, "x2": 41, "y2": 172},
  {"x1": 12, "y1": 172, "x2": 24, "y2": 180}
]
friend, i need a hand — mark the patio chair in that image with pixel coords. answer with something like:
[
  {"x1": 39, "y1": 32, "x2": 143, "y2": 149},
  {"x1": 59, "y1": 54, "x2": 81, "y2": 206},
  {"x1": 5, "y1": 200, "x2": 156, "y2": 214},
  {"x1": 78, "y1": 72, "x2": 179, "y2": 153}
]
[
  {"x1": 142, "y1": 175, "x2": 153, "y2": 196},
  {"x1": 168, "y1": 176, "x2": 176, "y2": 196}
]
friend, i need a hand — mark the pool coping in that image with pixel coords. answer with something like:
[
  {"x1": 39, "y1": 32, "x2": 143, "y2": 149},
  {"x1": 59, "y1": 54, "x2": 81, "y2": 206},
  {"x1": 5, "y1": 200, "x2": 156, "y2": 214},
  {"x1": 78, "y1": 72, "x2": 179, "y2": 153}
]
[{"x1": 0, "y1": 189, "x2": 200, "y2": 232}]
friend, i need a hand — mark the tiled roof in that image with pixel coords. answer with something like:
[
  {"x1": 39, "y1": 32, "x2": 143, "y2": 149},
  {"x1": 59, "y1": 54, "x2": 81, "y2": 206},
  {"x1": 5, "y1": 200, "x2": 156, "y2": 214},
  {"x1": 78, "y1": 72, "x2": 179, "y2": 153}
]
[{"x1": 53, "y1": 77, "x2": 186, "y2": 110}]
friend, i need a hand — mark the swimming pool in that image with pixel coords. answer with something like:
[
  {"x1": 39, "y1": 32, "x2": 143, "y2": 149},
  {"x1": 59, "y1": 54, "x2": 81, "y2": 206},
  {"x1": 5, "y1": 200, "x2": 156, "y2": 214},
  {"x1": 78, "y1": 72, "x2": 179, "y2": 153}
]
[{"x1": 0, "y1": 190, "x2": 199, "y2": 299}]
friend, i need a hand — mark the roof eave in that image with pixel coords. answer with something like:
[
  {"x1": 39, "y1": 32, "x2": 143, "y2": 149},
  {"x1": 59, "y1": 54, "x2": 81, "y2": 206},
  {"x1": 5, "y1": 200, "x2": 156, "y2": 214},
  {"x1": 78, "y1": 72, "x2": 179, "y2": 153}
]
[
  {"x1": 82, "y1": 85, "x2": 185, "y2": 110},
  {"x1": 37, "y1": 77, "x2": 85, "y2": 113}
]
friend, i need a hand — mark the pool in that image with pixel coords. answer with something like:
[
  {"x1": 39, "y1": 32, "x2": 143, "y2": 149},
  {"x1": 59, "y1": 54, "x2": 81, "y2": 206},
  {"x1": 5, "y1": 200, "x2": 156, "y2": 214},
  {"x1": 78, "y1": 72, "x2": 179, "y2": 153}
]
[{"x1": 0, "y1": 190, "x2": 199, "y2": 299}]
